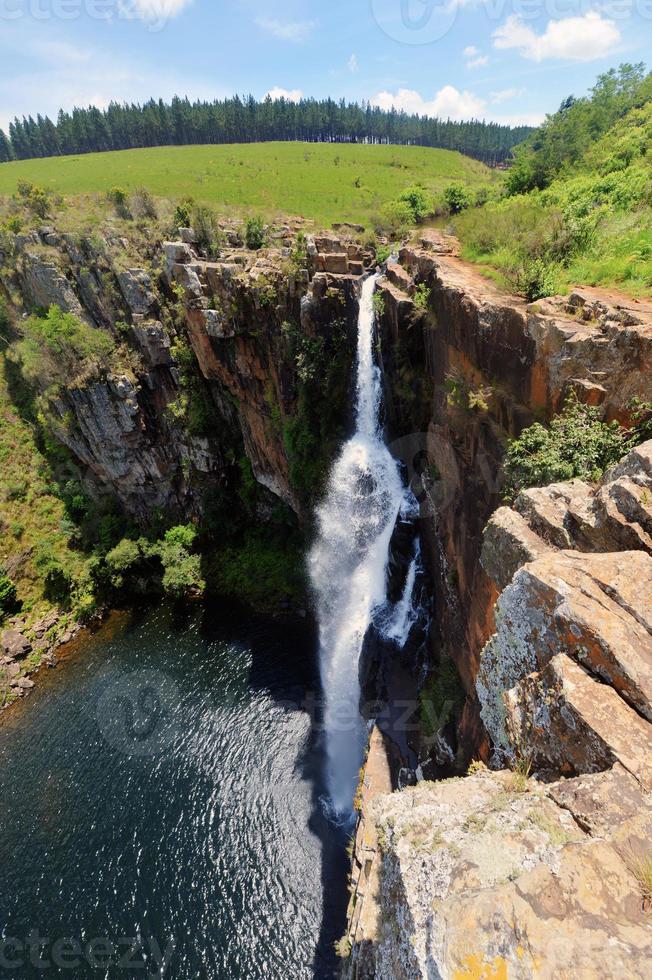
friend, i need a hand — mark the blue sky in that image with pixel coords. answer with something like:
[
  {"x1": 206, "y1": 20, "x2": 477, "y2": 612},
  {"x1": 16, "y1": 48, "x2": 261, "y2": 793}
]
[{"x1": 0, "y1": 0, "x2": 650, "y2": 134}]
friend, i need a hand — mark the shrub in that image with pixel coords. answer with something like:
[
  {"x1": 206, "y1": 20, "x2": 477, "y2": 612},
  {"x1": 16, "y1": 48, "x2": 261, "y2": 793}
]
[
  {"x1": 444, "y1": 184, "x2": 471, "y2": 215},
  {"x1": 503, "y1": 393, "x2": 632, "y2": 500},
  {"x1": 156, "y1": 525, "x2": 205, "y2": 599},
  {"x1": 372, "y1": 292, "x2": 385, "y2": 318},
  {"x1": 104, "y1": 538, "x2": 146, "y2": 589},
  {"x1": 419, "y1": 659, "x2": 465, "y2": 737},
  {"x1": 512, "y1": 257, "x2": 557, "y2": 302},
  {"x1": 173, "y1": 197, "x2": 194, "y2": 229},
  {"x1": 192, "y1": 204, "x2": 223, "y2": 257},
  {"x1": 107, "y1": 187, "x2": 131, "y2": 219},
  {"x1": 43, "y1": 564, "x2": 72, "y2": 603},
  {"x1": 375, "y1": 243, "x2": 392, "y2": 264},
  {"x1": 378, "y1": 199, "x2": 414, "y2": 236},
  {"x1": 397, "y1": 185, "x2": 433, "y2": 223},
  {"x1": 15, "y1": 181, "x2": 50, "y2": 218},
  {"x1": 130, "y1": 187, "x2": 157, "y2": 220},
  {"x1": 413, "y1": 283, "x2": 431, "y2": 311},
  {"x1": 244, "y1": 215, "x2": 266, "y2": 250},
  {"x1": 0, "y1": 572, "x2": 18, "y2": 619},
  {"x1": 13, "y1": 305, "x2": 115, "y2": 392},
  {"x1": 26, "y1": 187, "x2": 50, "y2": 219}
]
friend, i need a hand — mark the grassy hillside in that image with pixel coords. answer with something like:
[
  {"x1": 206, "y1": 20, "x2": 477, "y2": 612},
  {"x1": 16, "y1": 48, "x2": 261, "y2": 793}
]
[
  {"x1": 0, "y1": 142, "x2": 493, "y2": 228},
  {"x1": 0, "y1": 353, "x2": 87, "y2": 624},
  {"x1": 452, "y1": 65, "x2": 652, "y2": 298}
]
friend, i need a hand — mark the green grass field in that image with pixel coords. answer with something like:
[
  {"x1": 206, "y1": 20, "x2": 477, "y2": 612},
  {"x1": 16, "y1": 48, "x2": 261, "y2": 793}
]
[{"x1": 0, "y1": 142, "x2": 493, "y2": 227}]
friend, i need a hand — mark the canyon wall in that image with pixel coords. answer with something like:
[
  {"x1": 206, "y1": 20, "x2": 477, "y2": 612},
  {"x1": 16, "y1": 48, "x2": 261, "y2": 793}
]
[
  {"x1": 0, "y1": 223, "x2": 372, "y2": 526},
  {"x1": 344, "y1": 235, "x2": 652, "y2": 978}
]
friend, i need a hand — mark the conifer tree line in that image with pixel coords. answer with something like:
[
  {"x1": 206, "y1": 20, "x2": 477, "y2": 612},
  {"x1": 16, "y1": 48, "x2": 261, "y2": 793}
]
[{"x1": 0, "y1": 95, "x2": 532, "y2": 165}]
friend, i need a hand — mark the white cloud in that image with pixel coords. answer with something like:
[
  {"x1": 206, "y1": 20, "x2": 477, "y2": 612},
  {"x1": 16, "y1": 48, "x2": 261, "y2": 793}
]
[
  {"x1": 493, "y1": 12, "x2": 621, "y2": 63},
  {"x1": 348, "y1": 54, "x2": 359, "y2": 74},
  {"x1": 463, "y1": 45, "x2": 479, "y2": 58},
  {"x1": 371, "y1": 86, "x2": 485, "y2": 121},
  {"x1": 489, "y1": 87, "x2": 525, "y2": 104},
  {"x1": 467, "y1": 55, "x2": 489, "y2": 70},
  {"x1": 264, "y1": 87, "x2": 303, "y2": 102},
  {"x1": 255, "y1": 18, "x2": 316, "y2": 42},
  {"x1": 371, "y1": 85, "x2": 544, "y2": 127}
]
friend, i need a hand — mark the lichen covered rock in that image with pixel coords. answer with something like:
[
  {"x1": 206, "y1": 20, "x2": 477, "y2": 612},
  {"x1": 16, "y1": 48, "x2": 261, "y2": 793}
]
[{"x1": 345, "y1": 768, "x2": 652, "y2": 979}]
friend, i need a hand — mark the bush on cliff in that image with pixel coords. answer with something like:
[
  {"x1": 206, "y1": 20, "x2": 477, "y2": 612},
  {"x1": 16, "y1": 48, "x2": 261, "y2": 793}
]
[
  {"x1": 502, "y1": 394, "x2": 632, "y2": 501},
  {"x1": 0, "y1": 571, "x2": 18, "y2": 620},
  {"x1": 13, "y1": 305, "x2": 115, "y2": 392},
  {"x1": 103, "y1": 525, "x2": 205, "y2": 601},
  {"x1": 244, "y1": 215, "x2": 266, "y2": 250}
]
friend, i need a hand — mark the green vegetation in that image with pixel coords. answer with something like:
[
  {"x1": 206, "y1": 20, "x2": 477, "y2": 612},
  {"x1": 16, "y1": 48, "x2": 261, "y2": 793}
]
[
  {"x1": 0, "y1": 570, "x2": 17, "y2": 619},
  {"x1": 244, "y1": 215, "x2": 266, "y2": 250},
  {"x1": 280, "y1": 316, "x2": 355, "y2": 505},
  {"x1": 419, "y1": 658, "x2": 465, "y2": 737},
  {"x1": 443, "y1": 184, "x2": 471, "y2": 215},
  {"x1": 104, "y1": 525, "x2": 205, "y2": 601},
  {"x1": 207, "y1": 530, "x2": 305, "y2": 612},
  {"x1": 455, "y1": 64, "x2": 652, "y2": 297},
  {"x1": 413, "y1": 283, "x2": 431, "y2": 312},
  {"x1": 12, "y1": 305, "x2": 115, "y2": 393},
  {"x1": 503, "y1": 394, "x2": 638, "y2": 501},
  {"x1": 0, "y1": 352, "x2": 90, "y2": 622},
  {"x1": 191, "y1": 203, "x2": 224, "y2": 257},
  {"x1": 0, "y1": 142, "x2": 493, "y2": 229}
]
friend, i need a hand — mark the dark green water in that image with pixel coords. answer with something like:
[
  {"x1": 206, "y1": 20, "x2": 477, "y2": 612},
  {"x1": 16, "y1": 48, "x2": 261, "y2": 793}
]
[{"x1": 0, "y1": 604, "x2": 348, "y2": 978}]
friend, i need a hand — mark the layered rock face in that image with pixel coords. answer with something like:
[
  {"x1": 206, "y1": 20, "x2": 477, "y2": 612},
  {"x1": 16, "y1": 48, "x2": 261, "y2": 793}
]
[
  {"x1": 1, "y1": 223, "x2": 372, "y2": 523},
  {"x1": 346, "y1": 238, "x2": 652, "y2": 978},
  {"x1": 377, "y1": 236, "x2": 652, "y2": 746},
  {"x1": 479, "y1": 441, "x2": 652, "y2": 775}
]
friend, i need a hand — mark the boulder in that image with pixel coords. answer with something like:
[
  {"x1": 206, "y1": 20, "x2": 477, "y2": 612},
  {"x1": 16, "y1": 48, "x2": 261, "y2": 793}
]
[{"x1": 1, "y1": 629, "x2": 32, "y2": 660}]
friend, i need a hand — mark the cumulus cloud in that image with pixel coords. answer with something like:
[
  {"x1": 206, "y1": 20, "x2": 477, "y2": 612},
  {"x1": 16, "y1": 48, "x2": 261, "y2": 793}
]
[
  {"x1": 371, "y1": 85, "x2": 544, "y2": 127},
  {"x1": 255, "y1": 18, "x2": 316, "y2": 42},
  {"x1": 463, "y1": 45, "x2": 479, "y2": 58},
  {"x1": 265, "y1": 87, "x2": 303, "y2": 103},
  {"x1": 493, "y1": 12, "x2": 621, "y2": 62},
  {"x1": 467, "y1": 55, "x2": 489, "y2": 70},
  {"x1": 371, "y1": 86, "x2": 485, "y2": 121}
]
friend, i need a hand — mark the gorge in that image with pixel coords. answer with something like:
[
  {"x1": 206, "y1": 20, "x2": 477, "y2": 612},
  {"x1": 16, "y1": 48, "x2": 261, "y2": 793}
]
[{"x1": 1, "y1": 213, "x2": 652, "y2": 978}]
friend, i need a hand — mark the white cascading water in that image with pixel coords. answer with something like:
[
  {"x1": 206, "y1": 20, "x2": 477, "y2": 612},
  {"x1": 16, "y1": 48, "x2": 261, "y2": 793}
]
[{"x1": 309, "y1": 274, "x2": 407, "y2": 818}]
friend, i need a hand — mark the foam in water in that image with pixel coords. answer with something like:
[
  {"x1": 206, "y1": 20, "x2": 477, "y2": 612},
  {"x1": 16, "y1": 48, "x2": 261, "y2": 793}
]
[{"x1": 309, "y1": 274, "x2": 406, "y2": 818}]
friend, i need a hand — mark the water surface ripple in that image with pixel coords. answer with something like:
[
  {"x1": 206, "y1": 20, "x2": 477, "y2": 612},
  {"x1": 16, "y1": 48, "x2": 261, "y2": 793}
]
[{"x1": 0, "y1": 605, "x2": 347, "y2": 979}]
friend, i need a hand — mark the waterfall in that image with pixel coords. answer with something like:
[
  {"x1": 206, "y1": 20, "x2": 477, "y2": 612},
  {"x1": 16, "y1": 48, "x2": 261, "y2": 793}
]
[{"x1": 309, "y1": 274, "x2": 407, "y2": 818}]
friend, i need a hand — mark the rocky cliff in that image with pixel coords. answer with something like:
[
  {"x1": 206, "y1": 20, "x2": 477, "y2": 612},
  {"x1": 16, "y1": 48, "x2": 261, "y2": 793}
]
[
  {"x1": 0, "y1": 216, "x2": 373, "y2": 698},
  {"x1": 1, "y1": 221, "x2": 372, "y2": 523},
  {"x1": 344, "y1": 234, "x2": 652, "y2": 978}
]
